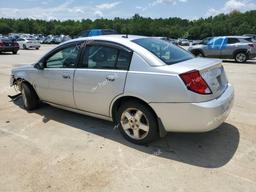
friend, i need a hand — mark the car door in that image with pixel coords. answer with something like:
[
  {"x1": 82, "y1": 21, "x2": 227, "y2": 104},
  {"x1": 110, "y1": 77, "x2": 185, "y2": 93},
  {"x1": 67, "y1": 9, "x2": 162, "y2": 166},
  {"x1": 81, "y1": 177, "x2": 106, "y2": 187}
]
[
  {"x1": 74, "y1": 41, "x2": 133, "y2": 117},
  {"x1": 220, "y1": 38, "x2": 240, "y2": 59},
  {"x1": 204, "y1": 37, "x2": 225, "y2": 58},
  {"x1": 34, "y1": 42, "x2": 81, "y2": 108},
  {"x1": 16, "y1": 38, "x2": 24, "y2": 48}
]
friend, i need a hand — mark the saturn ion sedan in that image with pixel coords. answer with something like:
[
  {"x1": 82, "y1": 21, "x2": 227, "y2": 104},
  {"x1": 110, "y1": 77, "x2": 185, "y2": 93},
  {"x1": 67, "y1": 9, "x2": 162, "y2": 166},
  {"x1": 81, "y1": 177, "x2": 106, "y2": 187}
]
[{"x1": 10, "y1": 35, "x2": 234, "y2": 145}]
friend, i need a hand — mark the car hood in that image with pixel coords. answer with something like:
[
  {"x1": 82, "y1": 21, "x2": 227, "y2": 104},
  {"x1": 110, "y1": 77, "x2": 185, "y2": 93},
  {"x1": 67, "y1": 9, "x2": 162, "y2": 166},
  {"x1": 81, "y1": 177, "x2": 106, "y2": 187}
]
[
  {"x1": 188, "y1": 44, "x2": 204, "y2": 49},
  {"x1": 12, "y1": 64, "x2": 34, "y2": 73}
]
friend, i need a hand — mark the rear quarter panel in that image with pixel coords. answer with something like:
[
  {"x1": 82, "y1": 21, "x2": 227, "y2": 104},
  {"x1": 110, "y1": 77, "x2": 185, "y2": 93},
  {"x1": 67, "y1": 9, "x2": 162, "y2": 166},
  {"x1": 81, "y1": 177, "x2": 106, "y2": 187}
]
[
  {"x1": 124, "y1": 52, "x2": 191, "y2": 103},
  {"x1": 124, "y1": 53, "x2": 226, "y2": 103}
]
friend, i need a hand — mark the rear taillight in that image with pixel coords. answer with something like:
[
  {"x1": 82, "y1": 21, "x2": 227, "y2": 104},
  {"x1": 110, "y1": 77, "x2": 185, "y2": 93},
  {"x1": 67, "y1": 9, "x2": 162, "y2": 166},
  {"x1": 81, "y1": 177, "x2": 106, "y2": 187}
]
[
  {"x1": 179, "y1": 70, "x2": 212, "y2": 95},
  {"x1": 248, "y1": 44, "x2": 256, "y2": 48},
  {"x1": 0, "y1": 42, "x2": 3, "y2": 47}
]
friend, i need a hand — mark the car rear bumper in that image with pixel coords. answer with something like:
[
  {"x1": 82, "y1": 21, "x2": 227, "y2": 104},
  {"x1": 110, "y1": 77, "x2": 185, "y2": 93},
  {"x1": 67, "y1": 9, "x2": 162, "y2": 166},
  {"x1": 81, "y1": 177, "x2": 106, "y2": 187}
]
[
  {"x1": 0, "y1": 47, "x2": 19, "y2": 52},
  {"x1": 150, "y1": 84, "x2": 234, "y2": 132},
  {"x1": 26, "y1": 44, "x2": 40, "y2": 49}
]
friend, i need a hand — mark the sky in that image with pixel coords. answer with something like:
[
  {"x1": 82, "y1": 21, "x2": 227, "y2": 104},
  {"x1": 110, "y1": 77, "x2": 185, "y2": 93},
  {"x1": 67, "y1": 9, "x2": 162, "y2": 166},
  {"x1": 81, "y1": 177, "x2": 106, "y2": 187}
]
[{"x1": 0, "y1": 0, "x2": 256, "y2": 21}]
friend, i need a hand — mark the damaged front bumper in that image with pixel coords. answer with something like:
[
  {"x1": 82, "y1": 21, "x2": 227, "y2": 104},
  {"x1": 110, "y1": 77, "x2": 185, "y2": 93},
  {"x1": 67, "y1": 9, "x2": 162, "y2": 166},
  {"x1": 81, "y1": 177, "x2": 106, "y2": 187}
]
[{"x1": 10, "y1": 75, "x2": 15, "y2": 87}]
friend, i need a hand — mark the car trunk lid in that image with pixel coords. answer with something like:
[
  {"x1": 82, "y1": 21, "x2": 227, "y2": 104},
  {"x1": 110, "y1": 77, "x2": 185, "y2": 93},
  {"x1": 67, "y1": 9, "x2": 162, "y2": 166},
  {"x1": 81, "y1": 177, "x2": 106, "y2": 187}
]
[{"x1": 157, "y1": 57, "x2": 228, "y2": 101}]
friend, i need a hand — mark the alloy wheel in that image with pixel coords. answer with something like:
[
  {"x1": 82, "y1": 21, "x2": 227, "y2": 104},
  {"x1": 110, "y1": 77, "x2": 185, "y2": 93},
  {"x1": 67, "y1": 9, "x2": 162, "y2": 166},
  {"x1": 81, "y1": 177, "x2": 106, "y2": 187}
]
[
  {"x1": 236, "y1": 53, "x2": 246, "y2": 63},
  {"x1": 120, "y1": 108, "x2": 150, "y2": 140}
]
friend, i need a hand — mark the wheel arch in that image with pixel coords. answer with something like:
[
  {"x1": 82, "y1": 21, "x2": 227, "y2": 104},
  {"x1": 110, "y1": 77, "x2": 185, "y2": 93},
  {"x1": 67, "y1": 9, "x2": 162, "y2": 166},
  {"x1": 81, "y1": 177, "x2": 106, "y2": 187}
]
[
  {"x1": 232, "y1": 49, "x2": 249, "y2": 59},
  {"x1": 110, "y1": 95, "x2": 154, "y2": 121},
  {"x1": 190, "y1": 49, "x2": 205, "y2": 56},
  {"x1": 110, "y1": 95, "x2": 167, "y2": 137},
  {"x1": 13, "y1": 77, "x2": 39, "y2": 99}
]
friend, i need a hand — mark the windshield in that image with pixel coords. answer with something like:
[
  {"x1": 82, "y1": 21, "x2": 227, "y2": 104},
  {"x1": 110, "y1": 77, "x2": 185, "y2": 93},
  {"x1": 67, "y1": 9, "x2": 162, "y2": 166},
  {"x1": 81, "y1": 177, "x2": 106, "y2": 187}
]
[{"x1": 133, "y1": 38, "x2": 193, "y2": 65}]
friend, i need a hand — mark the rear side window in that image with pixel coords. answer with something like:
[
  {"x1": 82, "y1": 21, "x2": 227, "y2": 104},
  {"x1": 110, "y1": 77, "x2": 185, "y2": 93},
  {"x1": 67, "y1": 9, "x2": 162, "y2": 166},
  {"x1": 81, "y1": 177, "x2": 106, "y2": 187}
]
[
  {"x1": 133, "y1": 38, "x2": 193, "y2": 65},
  {"x1": 116, "y1": 50, "x2": 132, "y2": 70},
  {"x1": 81, "y1": 44, "x2": 132, "y2": 70},
  {"x1": 227, "y1": 38, "x2": 239, "y2": 44},
  {"x1": 239, "y1": 38, "x2": 253, "y2": 43}
]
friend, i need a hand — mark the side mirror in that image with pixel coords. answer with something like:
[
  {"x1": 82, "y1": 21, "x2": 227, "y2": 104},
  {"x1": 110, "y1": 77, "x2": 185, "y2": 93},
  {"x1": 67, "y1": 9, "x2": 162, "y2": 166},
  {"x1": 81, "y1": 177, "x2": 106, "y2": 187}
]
[{"x1": 34, "y1": 61, "x2": 44, "y2": 70}]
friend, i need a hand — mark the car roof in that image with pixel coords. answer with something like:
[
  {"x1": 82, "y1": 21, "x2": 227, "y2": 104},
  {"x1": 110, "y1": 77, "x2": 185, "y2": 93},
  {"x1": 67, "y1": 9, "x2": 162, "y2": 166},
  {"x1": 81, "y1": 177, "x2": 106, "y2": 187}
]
[
  {"x1": 68, "y1": 34, "x2": 147, "y2": 43},
  {"x1": 213, "y1": 36, "x2": 252, "y2": 39},
  {"x1": 54, "y1": 34, "x2": 165, "y2": 67}
]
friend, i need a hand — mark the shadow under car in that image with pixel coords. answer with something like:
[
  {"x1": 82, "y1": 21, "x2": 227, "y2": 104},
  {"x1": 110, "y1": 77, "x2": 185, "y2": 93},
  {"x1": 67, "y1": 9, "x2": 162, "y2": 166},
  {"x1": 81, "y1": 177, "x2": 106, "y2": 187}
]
[{"x1": 12, "y1": 97, "x2": 240, "y2": 168}]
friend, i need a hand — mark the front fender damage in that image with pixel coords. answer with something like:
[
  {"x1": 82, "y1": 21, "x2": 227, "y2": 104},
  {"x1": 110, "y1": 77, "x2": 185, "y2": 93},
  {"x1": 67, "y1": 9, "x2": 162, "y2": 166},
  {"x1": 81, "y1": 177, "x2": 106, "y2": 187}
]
[{"x1": 8, "y1": 77, "x2": 23, "y2": 101}]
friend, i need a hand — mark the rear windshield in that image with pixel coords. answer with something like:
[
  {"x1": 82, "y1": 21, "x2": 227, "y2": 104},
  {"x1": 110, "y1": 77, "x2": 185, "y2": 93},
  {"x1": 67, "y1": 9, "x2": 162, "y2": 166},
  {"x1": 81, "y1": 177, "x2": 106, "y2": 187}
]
[{"x1": 133, "y1": 38, "x2": 193, "y2": 65}]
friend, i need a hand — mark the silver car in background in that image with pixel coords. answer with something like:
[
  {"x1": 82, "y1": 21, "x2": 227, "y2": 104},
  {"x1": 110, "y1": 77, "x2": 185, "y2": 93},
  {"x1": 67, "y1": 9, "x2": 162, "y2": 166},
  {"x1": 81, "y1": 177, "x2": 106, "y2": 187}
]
[
  {"x1": 16, "y1": 37, "x2": 40, "y2": 50},
  {"x1": 188, "y1": 36, "x2": 256, "y2": 63},
  {"x1": 10, "y1": 35, "x2": 234, "y2": 145}
]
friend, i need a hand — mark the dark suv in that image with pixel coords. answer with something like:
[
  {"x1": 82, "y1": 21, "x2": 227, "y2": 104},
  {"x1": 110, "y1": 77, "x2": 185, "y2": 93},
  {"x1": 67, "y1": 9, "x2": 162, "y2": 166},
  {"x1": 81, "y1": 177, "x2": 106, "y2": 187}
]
[{"x1": 0, "y1": 37, "x2": 20, "y2": 54}]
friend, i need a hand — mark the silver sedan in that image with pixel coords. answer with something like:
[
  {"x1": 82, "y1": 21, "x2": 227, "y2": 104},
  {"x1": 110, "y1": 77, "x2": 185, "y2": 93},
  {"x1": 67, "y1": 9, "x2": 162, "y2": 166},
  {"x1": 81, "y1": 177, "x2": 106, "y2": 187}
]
[{"x1": 10, "y1": 35, "x2": 234, "y2": 145}]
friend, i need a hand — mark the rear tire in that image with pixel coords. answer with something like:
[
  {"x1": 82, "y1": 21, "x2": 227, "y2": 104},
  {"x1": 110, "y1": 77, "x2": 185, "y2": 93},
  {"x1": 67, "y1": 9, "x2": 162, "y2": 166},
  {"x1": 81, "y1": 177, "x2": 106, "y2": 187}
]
[
  {"x1": 13, "y1": 51, "x2": 18, "y2": 54},
  {"x1": 36, "y1": 47, "x2": 39, "y2": 50},
  {"x1": 21, "y1": 82, "x2": 40, "y2": 111},
  {"x1": 194, "y1": 51, "x2": 204, "y2": 57},
  {"x1": 23, "y1": 44, "x2": 27, "y2": 50},
  {"x1": 235, "y1": 52, "x2": 247, "y2": 63},
  {"x1": 117, "y1": 101, "x2": 159, "y2": 145}
]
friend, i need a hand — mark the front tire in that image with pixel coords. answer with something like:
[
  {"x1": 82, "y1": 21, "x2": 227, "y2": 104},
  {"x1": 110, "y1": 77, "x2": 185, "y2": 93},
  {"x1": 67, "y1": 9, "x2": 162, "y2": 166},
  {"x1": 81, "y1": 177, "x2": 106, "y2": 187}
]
[
  {"x1": 13, "y1": 51, "x2": 18, "y2": 54},
  {"x1": 21, "y1": 82, "x2": 39, "y2": 111},
  {"x1": 23, "y1": 44, "x2": 27, "y2": 50},
  {"x1": 117, "y1": 101, "x2": 159, "y2": 145},
  {"x1": 235, "y1": 52, "x2": 247, "y2": 63},
  {"x1": 193, "y1": 50, "x2": 204, "y2": 57}
]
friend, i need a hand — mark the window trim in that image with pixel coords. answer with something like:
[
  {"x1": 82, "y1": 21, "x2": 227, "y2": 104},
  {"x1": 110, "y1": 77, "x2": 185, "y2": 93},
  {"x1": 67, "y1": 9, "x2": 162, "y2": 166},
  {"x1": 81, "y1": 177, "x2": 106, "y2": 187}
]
[{"x1": 78, "y1": 40, "x2": 133, "y2": 71}]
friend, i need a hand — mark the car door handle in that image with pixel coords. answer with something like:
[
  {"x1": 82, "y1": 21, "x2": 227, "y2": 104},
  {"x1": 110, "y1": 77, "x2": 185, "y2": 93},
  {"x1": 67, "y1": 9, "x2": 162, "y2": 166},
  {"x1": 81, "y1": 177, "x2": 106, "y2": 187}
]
[
  {"x1": 62, "y1": 75, "x2": 71, "y2": 79},
  {"x1": 106, "y1": 75, "x2": 116, "y2": 82}
]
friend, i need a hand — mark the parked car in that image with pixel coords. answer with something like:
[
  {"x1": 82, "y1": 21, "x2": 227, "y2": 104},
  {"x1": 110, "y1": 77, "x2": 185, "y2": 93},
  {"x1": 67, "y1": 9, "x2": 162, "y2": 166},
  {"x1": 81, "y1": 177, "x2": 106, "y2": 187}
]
[
  {"x1": 191, "y1": 40, "x2": 203, "y2": 45},
  {"x1": 16, "y1": 38, "x2": 40, "y2": 50},
  {"x1": 243, "y1": 34, "x2": 256, "y2": 41},
  {"x1": 188, "y1": 36, "x2": 256, "y2": 63},
  {"x1": 178, "y1": 39, "x2": 190, "y2": 46},
  {"x1": 77, "y1": 29, "x2": 118, "y2": 37},
  {"x1": 0, "y1": 37, "x2": 19, "y2": 54},
  {"x1": 62, "y1": 35, "x2": 72, "y2": 42},
  {"x1": 36, "y1": 36, "x2": 46, "y2": 44},
  {"x1": 10, "y1": 35, "x2": 234, "y2": 145},
  {"x1": 51, "y1": 36, "x2": 62, "y2": 44},
  {"x1": 43, "y1": 35, "x2": 54, "y2": 44},
  {"x1": 153, "y1": 37, "x2": 178, "y2": 45},
  {"x1": 51, "y1": 35, "x2": 72, "y2": 44}
]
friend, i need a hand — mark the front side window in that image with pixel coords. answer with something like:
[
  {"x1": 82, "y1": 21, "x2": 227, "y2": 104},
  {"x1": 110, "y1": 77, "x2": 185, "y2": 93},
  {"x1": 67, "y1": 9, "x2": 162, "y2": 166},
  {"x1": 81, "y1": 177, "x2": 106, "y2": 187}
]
[
  {"x1": 46, "y1": 45, "x2": 79, "y2": 68},
  {"x1": 133, "y1": 38, "x2": 193, "y2": 65},
  {"x1": 81, "y1": 44, "x2": 132, "y2": 70}
]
